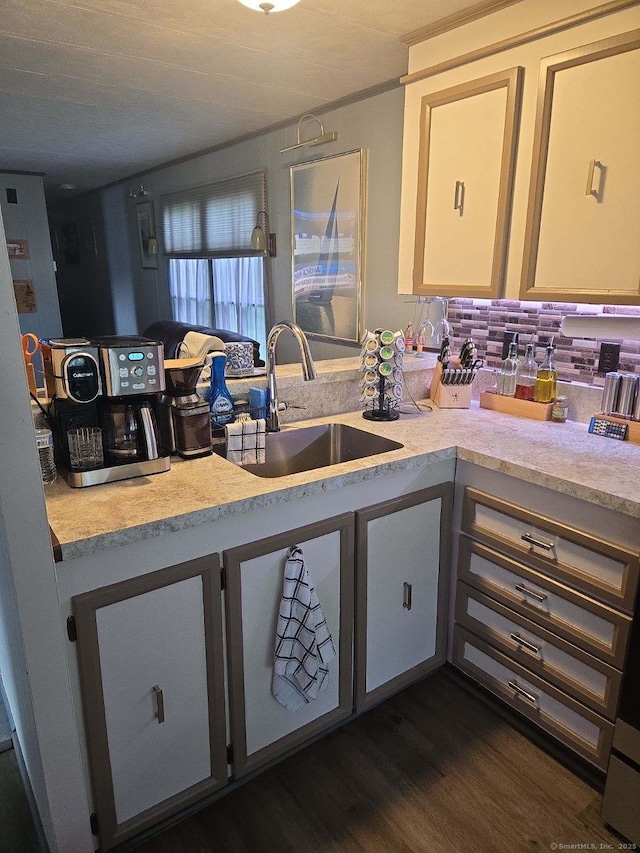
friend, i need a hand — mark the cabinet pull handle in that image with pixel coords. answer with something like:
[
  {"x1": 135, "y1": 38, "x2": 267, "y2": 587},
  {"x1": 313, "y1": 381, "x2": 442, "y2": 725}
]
[
  {"x1": 510, "y1": 631, "x2": 541, "y2": 655},
  {"x1": 508, "y1": 679, "x2": 538, "y2": 705},
  {"x1": 585, "y1": 158, "x2": 603, "y2": 198},
  {"x1": 514, "y1": 582, "x2": 547, "y2": 602},
  {"x1": 152, "y1": 685, "x2": 165, "y2": 724},
  {"x1": 454, "y1": 180, "x2": 465, "y2": 215},
  {"x1": 520, "y1": 532, "x2": 555, "y2": 551},
  {"x1": 403, "y1": 582, "x2": 413, "y2": 611}
]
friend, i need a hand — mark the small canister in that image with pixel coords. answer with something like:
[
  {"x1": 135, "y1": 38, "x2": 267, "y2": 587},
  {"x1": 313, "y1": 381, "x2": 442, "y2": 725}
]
[
  {"x1": 616, "y1": 374, "x2": 637, "y2": 418},
  {"x1": 601, "y1": 372, "x2": 621, "y2": 414},
  {"x1": 551, "y1": 395, "x2": 569, "y2": 423}
]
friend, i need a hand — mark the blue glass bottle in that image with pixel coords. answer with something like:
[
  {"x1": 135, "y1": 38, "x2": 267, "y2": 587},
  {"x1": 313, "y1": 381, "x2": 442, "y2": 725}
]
[{"x1": 207, "y1": 352, "x2": 235, "y2": 429}]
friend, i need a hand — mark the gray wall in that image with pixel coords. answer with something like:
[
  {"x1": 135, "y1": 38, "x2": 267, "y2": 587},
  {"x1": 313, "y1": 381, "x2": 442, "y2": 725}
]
[
  {"x1": 95, "y1": 85, "x2": 417, "y2": 363},
  {"x1": 0, "y1": 173, "x2": 62, "y2": 347}
]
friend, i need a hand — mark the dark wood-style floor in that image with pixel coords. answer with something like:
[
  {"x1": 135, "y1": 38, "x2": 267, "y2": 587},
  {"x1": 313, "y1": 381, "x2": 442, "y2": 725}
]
[{"x1": 133, "y1": 670, "x2": 621, "y2": 853}]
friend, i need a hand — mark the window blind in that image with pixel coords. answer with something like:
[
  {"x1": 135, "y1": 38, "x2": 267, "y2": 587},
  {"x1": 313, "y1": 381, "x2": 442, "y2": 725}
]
[{"x1": 161, "y1": 171, "x2": 266, "y2": 257}]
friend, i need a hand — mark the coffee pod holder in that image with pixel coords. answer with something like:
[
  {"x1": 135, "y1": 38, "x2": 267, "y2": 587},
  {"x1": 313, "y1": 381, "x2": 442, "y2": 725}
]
[{"x1": 360, "y1": 330, "x2": 403, "y2": 422}]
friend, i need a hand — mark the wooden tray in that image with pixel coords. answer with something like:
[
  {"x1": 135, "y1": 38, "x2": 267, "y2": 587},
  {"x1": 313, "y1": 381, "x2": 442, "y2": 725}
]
[
  {"x1": 594, "y1": 413, "x2": 640, "y2": 445},
  {"x1": 479, "y1": 391, "x2": 553, "y2": 421}
]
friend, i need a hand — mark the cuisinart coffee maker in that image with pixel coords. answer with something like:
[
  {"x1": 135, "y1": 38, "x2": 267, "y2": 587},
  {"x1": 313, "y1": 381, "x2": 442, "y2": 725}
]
[{"x1": 47, "y1": 335, "x2": 171, "y2": 487}]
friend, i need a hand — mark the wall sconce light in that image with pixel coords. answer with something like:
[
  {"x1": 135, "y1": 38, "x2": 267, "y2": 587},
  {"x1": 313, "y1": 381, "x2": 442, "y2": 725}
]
[
  {"x1": 251, "y1": 211, "x2": 276, "y2": 257},
  {"x1": 280, "y1": 113, "x2": 338, "y2": 153},
  {"x1": 237, "y1": 0, "x2": 300, "y2": 14}
]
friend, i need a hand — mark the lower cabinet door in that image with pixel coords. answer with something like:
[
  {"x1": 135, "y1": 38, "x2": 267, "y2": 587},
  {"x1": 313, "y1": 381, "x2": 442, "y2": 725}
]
[
  {"x1": 355, "y1": 483, "x2": 453, "y2": 712},
  {"x1": 224, "y1": 513, "x2": 354, "y2": 778},
  {"x1": 72, "y1": 556, "x2": 227, "y2": 851}
]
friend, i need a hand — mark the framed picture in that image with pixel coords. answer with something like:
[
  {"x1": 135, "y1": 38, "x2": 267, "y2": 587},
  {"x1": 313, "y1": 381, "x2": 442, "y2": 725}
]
[
  {"x1": 7, "y1": 239, "x2": 29, "y2": 260},
  {"x1": 291, "y1": 149, "x2": 366, "y2": 345},
  {"x1": 136, "y1": 201, "x2": 158, "y2": 269}
]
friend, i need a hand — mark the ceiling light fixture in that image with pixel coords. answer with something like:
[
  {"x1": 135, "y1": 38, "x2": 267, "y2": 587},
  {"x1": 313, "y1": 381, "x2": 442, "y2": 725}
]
[
  {"x1": 280, "y1": 113, "x2": 338, "y2": 153},
  {"x1": 58, "y1": 183, "x2": 76, "y2": 191},
  {"x1": 237, "y1": 0, "x2": 300, "y2": 14},
  {"x1": 250, "y1": 211, "x2": 276, "y2": 257}
]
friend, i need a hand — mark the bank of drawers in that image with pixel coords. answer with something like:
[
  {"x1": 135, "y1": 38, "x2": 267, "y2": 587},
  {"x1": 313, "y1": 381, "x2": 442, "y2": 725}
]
[{"x1": 453, "y1": 488, "x2": 639, "y2": 770}]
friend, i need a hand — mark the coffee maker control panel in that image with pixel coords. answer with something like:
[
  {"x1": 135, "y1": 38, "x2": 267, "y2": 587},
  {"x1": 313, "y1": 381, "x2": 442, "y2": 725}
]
[{"x1": 99, "y1": 342, "x2": 166, "y2": 397}]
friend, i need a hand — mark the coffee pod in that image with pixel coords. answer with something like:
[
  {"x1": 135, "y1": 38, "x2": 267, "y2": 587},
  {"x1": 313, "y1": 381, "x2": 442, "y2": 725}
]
[
  {"x1": 379, "y1": 330, "x2": 395, "y2": 346},
  {"x1": 378, "y1": 361, "x2": 392, "y2": 376}
]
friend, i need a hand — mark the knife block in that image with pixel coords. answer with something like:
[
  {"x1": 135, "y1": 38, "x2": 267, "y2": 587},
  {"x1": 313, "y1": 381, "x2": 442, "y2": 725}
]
[{"x1": 429, "y1": 362, "x2": 472, "y2": 409}]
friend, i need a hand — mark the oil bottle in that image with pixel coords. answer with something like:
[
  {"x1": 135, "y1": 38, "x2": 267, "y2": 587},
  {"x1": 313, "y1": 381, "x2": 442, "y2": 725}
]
[
  {"x1": 535, "y1": 344, "x2": 557, "y2": 404},
  {"x1": 499, "y1": 341, "x2": 518, "y2": 396},
  {"x1": 515, "y1": 343, "x2": 537, "y2": 401}
]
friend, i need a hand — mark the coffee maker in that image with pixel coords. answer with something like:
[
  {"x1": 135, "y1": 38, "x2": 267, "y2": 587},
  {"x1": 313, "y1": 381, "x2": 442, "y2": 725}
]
[
  {"x1": 158, "y1": 358, "x2": 212, "y2": 459},
  {"x1": 48, "y1": 335, "x2": 171, "y2": 487}
]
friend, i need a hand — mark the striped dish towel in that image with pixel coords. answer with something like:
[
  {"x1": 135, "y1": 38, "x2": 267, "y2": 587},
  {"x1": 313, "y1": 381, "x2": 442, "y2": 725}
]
[
  {"x1": 272, "y1": 546, "x2": 336, "y2": 712},
  {"x1": 225, "y1": 415, "x2": 266, "y2": 465}
]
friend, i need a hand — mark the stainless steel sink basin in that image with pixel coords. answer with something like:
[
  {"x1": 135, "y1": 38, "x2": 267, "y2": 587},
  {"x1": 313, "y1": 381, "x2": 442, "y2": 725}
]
[{"x1": 239, "y1": 423, "x2": 404, "y2": 478}]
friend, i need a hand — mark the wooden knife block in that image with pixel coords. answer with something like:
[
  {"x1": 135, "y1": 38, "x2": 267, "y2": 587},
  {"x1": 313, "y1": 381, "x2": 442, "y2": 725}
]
[{"x1": 429, "y1": 362, "x2": 472, "y2": 409}]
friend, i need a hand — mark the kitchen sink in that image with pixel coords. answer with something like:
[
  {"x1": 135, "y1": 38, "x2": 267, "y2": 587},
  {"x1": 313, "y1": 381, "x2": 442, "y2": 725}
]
[{"x1": 239, "y1": 422, "x2": 404, "y2": 478}]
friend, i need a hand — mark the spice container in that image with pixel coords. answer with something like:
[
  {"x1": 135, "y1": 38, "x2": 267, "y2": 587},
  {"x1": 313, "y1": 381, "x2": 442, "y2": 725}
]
[{"x1": 552, "y1": 396, "x2": 569, "y2": 423}]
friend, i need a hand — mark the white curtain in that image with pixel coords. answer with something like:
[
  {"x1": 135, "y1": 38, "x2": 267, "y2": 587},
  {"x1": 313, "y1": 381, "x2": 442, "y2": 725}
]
[
  {"x1": 169, "y1": 259, "x2": 212, "y2": 326},
  {"x1": 212, "y1": 257, "x2": 266, "y2": 355}
]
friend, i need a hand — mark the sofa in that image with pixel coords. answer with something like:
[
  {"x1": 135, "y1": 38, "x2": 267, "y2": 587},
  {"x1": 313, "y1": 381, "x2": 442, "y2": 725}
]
[{"x1": 144, "y1": 320, "x2": 264, "y2": 366}]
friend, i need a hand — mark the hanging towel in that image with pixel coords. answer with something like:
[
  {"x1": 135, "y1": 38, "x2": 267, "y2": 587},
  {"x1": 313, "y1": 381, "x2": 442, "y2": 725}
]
[
  {"x1": 225, "y1": 414, "x2": 266, "y2": 465},
  {"x1": 272, "y1": 546, "x2": 336, "y2": 711}
]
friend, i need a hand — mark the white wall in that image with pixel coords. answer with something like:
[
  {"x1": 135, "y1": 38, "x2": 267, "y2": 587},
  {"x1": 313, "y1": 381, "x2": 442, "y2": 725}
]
[{"x1": 0, "y1": 206, "x2": 94, "y2": 852}]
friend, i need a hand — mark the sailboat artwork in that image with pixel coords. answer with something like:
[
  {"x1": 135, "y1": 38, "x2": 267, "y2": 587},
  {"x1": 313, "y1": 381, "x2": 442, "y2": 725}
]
[{"x1": 291, "y1": 149, "x2": 366, "y2": 345}]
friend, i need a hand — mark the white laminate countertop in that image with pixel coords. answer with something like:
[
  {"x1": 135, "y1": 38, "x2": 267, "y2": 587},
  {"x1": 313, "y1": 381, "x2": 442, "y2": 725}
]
[{"x1": 45, "y1": 400, "x2": 640, "y2": 561}]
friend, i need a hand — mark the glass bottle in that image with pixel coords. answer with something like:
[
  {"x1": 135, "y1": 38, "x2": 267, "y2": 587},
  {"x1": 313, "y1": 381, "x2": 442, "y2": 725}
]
[
  {"x1": 535, "y1": 345, "x2": 558, "y2": 404},
  {"x1": 207, "y1": 352, "x2": 235, "y2": 428},
  {"x1": 499, "y1": 341, "x2": 518, "y2": 396},
  {"x1": 515, "y1": 343, "x2": 537, "y2": 401}
]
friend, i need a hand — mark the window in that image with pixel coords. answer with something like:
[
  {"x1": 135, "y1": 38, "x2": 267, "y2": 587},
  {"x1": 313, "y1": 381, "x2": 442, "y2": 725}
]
[{"x1": 161, "y1": 172, "x2": 269, "y2": 354}]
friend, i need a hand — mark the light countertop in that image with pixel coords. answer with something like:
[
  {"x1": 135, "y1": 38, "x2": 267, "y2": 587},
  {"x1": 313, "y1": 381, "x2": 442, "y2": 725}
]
[{"x1": 45, "y1": 399, "x2": 640, "y2": 561}]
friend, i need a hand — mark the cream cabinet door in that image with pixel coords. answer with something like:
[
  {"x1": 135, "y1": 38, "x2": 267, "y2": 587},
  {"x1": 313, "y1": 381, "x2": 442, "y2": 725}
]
[
  {"x1": 413, "y1": 68, "x2": 522, "y2": 298},
  {"x1": 521, "y1": 30, "x2": 640, "y2": 302},
  {"x1": 355, "y1": 483, "x2": 453, "y2": 712},
  {"x1": 72, "y1": 557, "x2": 227, "y2": 851},
  {"x1": 224, "y1": 513, "x2": 354, "y2": 778}
]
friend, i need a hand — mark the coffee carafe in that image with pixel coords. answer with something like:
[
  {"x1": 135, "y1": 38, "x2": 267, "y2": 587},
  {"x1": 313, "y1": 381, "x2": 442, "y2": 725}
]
[
  {"x1": 102, "y1": 400, "x2": 159, "y2": 465},
  {"x1": 158, "y1": 358, "x2": 212, "y2": 459}
]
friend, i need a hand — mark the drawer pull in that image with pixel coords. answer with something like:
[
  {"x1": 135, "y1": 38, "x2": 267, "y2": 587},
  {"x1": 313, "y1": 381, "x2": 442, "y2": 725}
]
[
  {"x1": 454, "y1": 180, "x2": 465, "y2": 215},
  {"x1": 152, "y1": 684, "x2": 165, "y2": 724},
  {"x1": 514, "y1": 582, "x2": 547, "y2": 602},
  {"x1": 403, "y1": 582, "x2": 413, "y2": 611},
  {"x1": 508, "y1": 679, "x2": 538, "y2": 705},
  {"x1": 521, "y1": 532, "x2": 555, "y2": 552},
  {"x1": 510, "y1": 631, "x2": 541, "y2": 655}
]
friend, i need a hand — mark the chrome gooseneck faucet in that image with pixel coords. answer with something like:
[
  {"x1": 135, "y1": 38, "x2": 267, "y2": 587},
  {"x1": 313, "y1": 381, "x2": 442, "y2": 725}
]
[{"x1": 266, "y1": 321, "x2": 317, "y2": 432}]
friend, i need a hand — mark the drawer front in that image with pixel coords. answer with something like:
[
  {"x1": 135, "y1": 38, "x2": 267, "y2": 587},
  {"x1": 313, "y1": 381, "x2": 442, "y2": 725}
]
[
  {"x1": 458, "y1": 535, "x2": 631, "y2": 668},
  {"x1": 455, "y1": 581, "x2": 621, "y2": 720},
  {"x1": 452, "y1": 626, "x2": 614, "y2": 770},
  {"x1": 462, "y1": 487, "x2": 639, "y2": 611}
]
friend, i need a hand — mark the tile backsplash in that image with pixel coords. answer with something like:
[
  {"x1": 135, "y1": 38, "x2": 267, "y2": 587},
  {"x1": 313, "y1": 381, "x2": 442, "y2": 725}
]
[{"x1": 447, "y1": 299, "x2": 640, "y2": 385}]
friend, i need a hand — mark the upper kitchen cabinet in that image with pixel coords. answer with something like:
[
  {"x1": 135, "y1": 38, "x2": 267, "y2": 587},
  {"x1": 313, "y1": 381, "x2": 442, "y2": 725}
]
[
  {"x1": 397, "y1": 0, "x2": 640, "y2": 303},
  {"x1": 411, "y1": 68, "x2": 522, "y2": 299},
  {"x1": 520, "y1": 30, "x2": 640, "y2": 303}
]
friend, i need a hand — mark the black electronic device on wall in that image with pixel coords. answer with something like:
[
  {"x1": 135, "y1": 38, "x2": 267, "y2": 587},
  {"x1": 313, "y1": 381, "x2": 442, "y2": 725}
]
[{"x1": 597, "y1": 342, "x2": 621, "y2": 375}]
